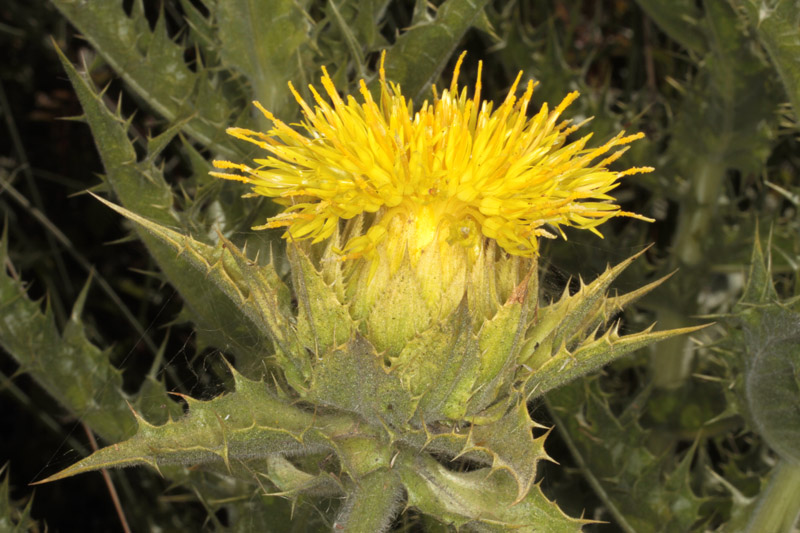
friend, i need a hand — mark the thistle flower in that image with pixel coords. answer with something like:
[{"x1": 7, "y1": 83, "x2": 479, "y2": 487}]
[
  {"x1": 211, "y1": 52, "x2": 653, "y2": 268},
  {"x1": 46, "y1": 50, "x2": 694, "y2": 533}
]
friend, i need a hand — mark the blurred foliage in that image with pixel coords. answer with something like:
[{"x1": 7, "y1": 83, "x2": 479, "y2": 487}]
[{"x1": 0, "y1": 0, "x2": 799, "y2": 530}]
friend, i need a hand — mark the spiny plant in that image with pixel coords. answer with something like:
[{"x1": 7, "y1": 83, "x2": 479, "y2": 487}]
[
  {"x1": 29, "y1": 41, "x2": 701, "y2": 530},
  {"x1": 2, "y1": 0, "x2": 800, "y2": 531}
]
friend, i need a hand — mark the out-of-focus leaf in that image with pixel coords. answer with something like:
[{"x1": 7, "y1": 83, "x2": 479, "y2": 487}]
[
  {"x1": 1, "y1": 227, "x2": 181, "y2": 444},
  {"x1": 379, "y1": 0, "x2": 491, "y2": 102},
  {"x1": 660, "y1": 0, "x2": 782, "y2": 270},
  {"x1": 216, "y1": 0, "x2": 310, "y2": 119},
  {"x1": 635, "y1": 0, "x2": 707, "y2": 54},
  {"x1": 733, "y1": 0, "x2": 800, "y2": 124},
  {"x1": 741, "y1": 305, "x2": 800, "y2": 463},
  {"x1": 670, "y1": 0, "x2": 780, "y2": 178},
  {"x1": 735, "y1": 234, "x2": 800, "y2": 463},
  {"x1": 548, "y1": 379, "x2": 708, "y2": 532},
  {"x1": 0, "y1": 465, "x2": 36, "y2": 532}
]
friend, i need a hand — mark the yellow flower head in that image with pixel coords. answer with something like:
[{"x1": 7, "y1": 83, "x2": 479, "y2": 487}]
[{"x1": 212, "y1": 52, "x2": 652, "y2": 265}]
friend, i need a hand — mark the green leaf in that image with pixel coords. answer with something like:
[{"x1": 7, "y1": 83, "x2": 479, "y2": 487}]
[
  {"x1": 216, "y1": 0, "x2": 311, "y2": 119},
  {"x1": 33, "y1": 365, "x2": 351, "y2": 484},
  {"x1": 396, "y1": 450, "x2": 585, "y2": 531},
  {"x1": 514, "y1": 249, "x2": 707, "y2": 397},
  {"x1": 55, "y1": 46, "x2": 273, "y2": 375},
  {"x1": 351, "y1": 258, "x2": 434, "y2": 357},
  {"x1": 635, "y1": 0, "x2": 706, "y2": 54},
  {"x1": 733, "y1": 0, "x2": 800, "y2": 124},
  {"x1": 327, "y1": 0, "x2": 369, "y2": 80},
  {"x1": 669, "y1": 0, "x2": 780, "y2": 179},
  {"x1": 740, "y1": 305, "x2": 800, "y2": 464},
  {"x1": 739, "y1": 231, "x2": 779, "y2": 306},
  {"x1": 0, "y1": 465, "x2": 36, "y2": 532},
  {"x1": 547, "y1": 249, "x2": 650, "y2": 357},
  {"x1": 333, "y1": 470, "x2": 403, "y2": 533},
  {"x1": 50, "y1": 0, "x2": 249, "y2": 158},
  {"x1": 465, "y1": 283, "x2": 528, "y2": 416},
  {"x1": 263, "y1": 455, "x2": 341, "y2": 497},
  {"x1": 733, "y1": 232, "x2": 800, "y2": 463},
  {"x1": 308, "y1": 336, "x2": 416, "y2": 428},
  {"x1": 522, "y1": 250, "x2": 674, "y2": 361},
  {"x1": 379, "y1": 0, "x2": 491, "y2": 103},
  {"x1": 525, "y1": 322, "x2": 708, "y2": 399},
  {"x1": 0, "y1": 233, "x2": 134, "y2": 443},
  {"x1": 88, "y1": 194, "x2": 309, "y2": 385},
  {"x1": 548, "y1": 379, "x2": 708, "y2": 532},
  {"x1": 465, "y1": 401, "x2": 549, "y2": 504}
]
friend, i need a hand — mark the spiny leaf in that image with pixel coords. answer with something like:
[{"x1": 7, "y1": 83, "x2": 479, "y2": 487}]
[
  {"x1": 468, "y1": 243, "x2": 532, "y2": 324},
  {"x1": 465, "y1": 283, "x2": 528, "y2": 417},
  {"x1": 0, "y1": 231, "x2": 134, "y2": 443},
  {"x1": 34, "y1": 366, "x2": 351, "y2": 485},
  {"x1": 56, "y1": 46, "x2": 271, "y2": 373},
  {"x1": 51, "y1": 0, "x2": 249, "y2": 158},
  {"x1": 350, "y1": 255, "x2": 434, "y2": 357},
  {"x1": 461, "y1": 401, "x2": 549, "y2": 504},
  {"x1": 396, "y1": 450, "x2": 586, "y2": 531},
  {"x1": 89, "y1": 194, "x2": 309, "y2": 385},
  {"x1": 550, "y1": 248, "x2": 652, "y2": 352},
  {"x1": 307, "y1": 336, "x2": 416, "y2": 428},
  {"x1": 263, "y1": 455, "x2": 342, "y2": 497},
  {"x1": 394, "y1": 300, "x2": 481, "y2": 422},
  {"x1": 521, "y1": 248, "x2": 651, "y2": 368},
  {"x1": 524, "y1": 322, "x2": 709, "y2": 399},
  {"x1": 738, "y1": 231, "x2": 778, "y2": 306},
  {"x1": 548, "y1": 378, "x2": 708, "y2": 532}
]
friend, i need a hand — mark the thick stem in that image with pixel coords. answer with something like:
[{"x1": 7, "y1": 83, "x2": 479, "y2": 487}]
[
  {"x1": 652, "y1": 158, "x2": 725, "y2": 389},
  {"x1": 745, "y1": 461, "x2": 800, "y2": 533},
  {"x1": 332, "y1": 470, "x2": 403, "y2": 533},
  {"x1": 650, "y1": 308, "x2": 696, "y2": 389}
]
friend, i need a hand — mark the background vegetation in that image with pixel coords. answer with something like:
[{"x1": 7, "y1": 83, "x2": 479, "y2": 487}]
[{"x1": 1, "y1": 0, "x2": 799, "y2": 531}]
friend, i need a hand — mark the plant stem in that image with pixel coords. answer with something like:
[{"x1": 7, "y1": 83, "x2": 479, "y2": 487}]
[
  {"x1": 650, "y1": 308, "x2": 695, "y2": 389},
  {"x1": 333, "y1": 470, "x2": 403, "y2": 533},
  {"x1": 651, "y1": 158, "x2": 725, "y2": 389},
  {"x1": 672, "y1": 158, "x2": 726, "y2": 268},
  {"x1": 745, "y1": 460, "x2": 800, "y2": 533}
]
